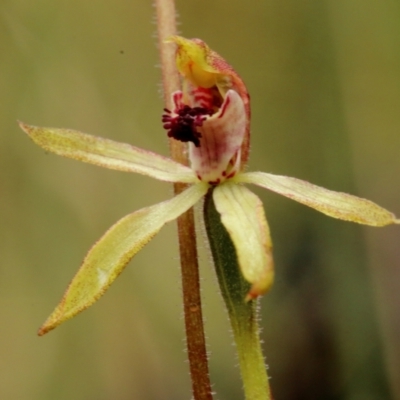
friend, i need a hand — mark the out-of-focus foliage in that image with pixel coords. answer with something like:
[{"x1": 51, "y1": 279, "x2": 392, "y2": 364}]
[{"x1": 1, "y1": 1, "x2": 399, "y2": 399}]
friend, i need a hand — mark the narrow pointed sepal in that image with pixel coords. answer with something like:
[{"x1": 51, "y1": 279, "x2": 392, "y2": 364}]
[
  {"x1": 238, "y1": 172, "x2": 399, "y2": 227},
  {"x1": 213, "y1": 182, "x2": 274, "y2": 299},
  {"x1": 203, "y1": 191, "x2": 272, "y2": 399},
  {"x1": 19, "y1": 122, "x2": 197, "y2": 183},
  {"x1": 38, "y1": 183, "x2": 208, "y2": 335}
]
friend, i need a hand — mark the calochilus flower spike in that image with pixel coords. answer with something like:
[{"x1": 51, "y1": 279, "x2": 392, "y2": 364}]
[{"x1": 20, "y1": 36, "x2": 399, "y2": 339}]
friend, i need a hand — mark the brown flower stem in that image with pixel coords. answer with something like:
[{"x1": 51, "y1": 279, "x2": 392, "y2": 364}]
[{"x1": 154, "y1": 1, "x2": 213, "y2": 399}]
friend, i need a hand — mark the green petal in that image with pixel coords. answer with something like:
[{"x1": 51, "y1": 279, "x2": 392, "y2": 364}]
[
  {"x1": 20, "y1": 123, "x2": 197, "y2": 183},
  {"x1": 238, "y1": 172, "x2": 399, "y2": 227},
  {"x1": 213, "y1": 182, "x2": 274, "y2": 300},
  {"x1": 38, "y1": 182, "x2": 208, "y2": 335},
  {"x1": 203, "y1": 191, "x2": 272, "y2": 398}
]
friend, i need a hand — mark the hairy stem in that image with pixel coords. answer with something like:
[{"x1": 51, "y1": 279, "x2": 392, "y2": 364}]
[
  {"x1": 154, "y1": 1, "x2": 213, "y2": 399},
  {"x1": 204, "y1": 190, "x2": 272, "y2": 400}
]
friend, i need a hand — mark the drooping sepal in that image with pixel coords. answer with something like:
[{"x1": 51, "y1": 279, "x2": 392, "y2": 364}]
[
  {"x1": 203, "y1": 190, "x2": 272, "y2": 400},
  {"x1": 38, "y1": 183, "x2": 208, "y2": 335},
  {"x1": 212, "y1": 182, "x2": 274, "y2": 299}
]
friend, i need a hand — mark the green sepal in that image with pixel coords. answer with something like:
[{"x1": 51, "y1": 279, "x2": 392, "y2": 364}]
[{"x1": 203, "y1": 189, "x2": 272, "y2": 400}]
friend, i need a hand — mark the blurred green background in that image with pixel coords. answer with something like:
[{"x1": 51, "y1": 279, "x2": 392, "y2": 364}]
[{"x1": 1, "y1": 1, "x2": 400, "y2": 399}]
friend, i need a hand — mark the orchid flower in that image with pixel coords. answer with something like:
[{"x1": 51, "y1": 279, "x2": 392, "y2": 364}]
[{"x1": 20, "y1": 36, "x2": 399, "y2": 336}]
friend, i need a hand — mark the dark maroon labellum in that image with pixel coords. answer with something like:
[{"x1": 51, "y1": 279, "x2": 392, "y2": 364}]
[{"x1": 162, "y1": 106, "x2": 213, "y2": 147}]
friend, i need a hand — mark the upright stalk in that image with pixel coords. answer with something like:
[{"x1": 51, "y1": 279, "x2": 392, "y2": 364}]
[
  {"x1": 154, "y1": 1, "x2": 213, "y2": 399},
  {"x1": 204, "y1": 191, "x2": 272, "y2": 400}
]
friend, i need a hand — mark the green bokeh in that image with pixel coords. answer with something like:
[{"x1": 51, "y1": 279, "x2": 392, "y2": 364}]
[{"x1": 1, "y1": 1, "x2": 400, "y2": 399}]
